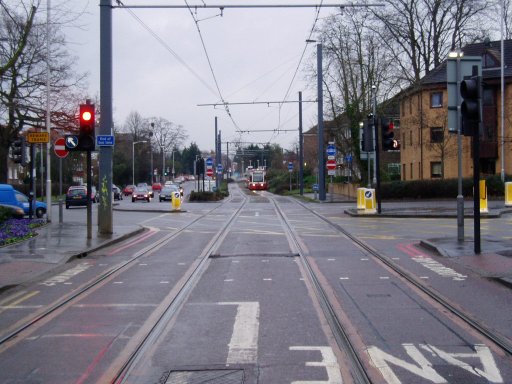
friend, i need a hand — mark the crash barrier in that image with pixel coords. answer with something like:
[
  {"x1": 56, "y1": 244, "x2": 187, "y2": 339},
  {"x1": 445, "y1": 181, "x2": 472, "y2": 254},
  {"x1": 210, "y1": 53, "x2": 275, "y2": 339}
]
[
  {"x1": 171, "y1": 191, "x2": 182, "y2": 211},
  {"x1": 505, "y1": 182, "x2": 512, "y2": 207},
  {"x1": 479, "y1": 179, "x2": 488, "y2": 213}
]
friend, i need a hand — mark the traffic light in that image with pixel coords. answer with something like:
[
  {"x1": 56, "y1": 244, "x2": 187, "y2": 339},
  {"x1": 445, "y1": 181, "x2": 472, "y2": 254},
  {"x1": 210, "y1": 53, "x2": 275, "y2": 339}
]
[
  {"x1": 460, "y1": 75, "x2": 481, "y2": 136},
  {"x1": 381, "y1": 118, "x2": 398, "y2": 151},
  {"x1": 11, "y1": 137, "x2": 27, "y2": 165},
  {"x1": 361, "y1": 114, "x2": 374, "y2": 152},
  {"x1": 69, "y1": 102, "x2": 96, "y2": 151}
]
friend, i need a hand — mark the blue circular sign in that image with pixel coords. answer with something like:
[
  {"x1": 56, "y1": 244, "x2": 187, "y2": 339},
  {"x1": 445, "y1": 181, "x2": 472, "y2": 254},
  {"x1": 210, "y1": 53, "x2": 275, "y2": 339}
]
[
  {"x1": 326, "y1": 144, "x2": 336, "y2": 156},
  {"x1": 206, "y1": 157, "x2": 213, "y2": 167}
]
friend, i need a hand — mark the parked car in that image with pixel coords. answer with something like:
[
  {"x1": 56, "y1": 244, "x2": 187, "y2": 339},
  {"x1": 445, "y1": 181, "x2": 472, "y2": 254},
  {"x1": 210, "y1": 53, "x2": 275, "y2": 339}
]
[
  {"x1": 159, "y1": 185, "x2": 180, "y2": 201},
  {"x1": 66, "y1": 186, "x2": 88, "y2": 209},
  {"x1": 0, "y1": 184, "x2": 47, "y2": 218},
  {"x1": 152, "y1": 183, "x2": 162, "y2": 193},
  {"x1": 137, "y1": 182, "x2": 154, "y2": 198},
  {"x1": 123, "y1": 185, "x2": 135, "y2": 196},
  {"x1": 0, "y1": 203, "x2": 25, "y2": 219},
  {"x1": 113, "y1": 184, "x2": 123, "y2": 200},
  {"x1": 132, "y1": 186, "x2": 151, "y2": 202}
]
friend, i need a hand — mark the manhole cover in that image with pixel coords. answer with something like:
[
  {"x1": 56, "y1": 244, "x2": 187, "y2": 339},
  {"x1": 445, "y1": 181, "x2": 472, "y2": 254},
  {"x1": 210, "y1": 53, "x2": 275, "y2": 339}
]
[{"x1": 164, "y1": 369, "x2": 244, "y2": 384}]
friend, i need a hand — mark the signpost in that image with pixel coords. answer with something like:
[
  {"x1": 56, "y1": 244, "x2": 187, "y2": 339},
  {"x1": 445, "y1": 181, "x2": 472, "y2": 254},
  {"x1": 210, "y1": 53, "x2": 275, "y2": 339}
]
[
  {"x1": 96, "y1": 135, "x2": 115, "y2": 146},
  {"x1": 27, "y1": 132, "x2": 50, "y2": 144},
  {"x1": 217, "y1": 164, "x2": 223, "y2": 174},
  {"x1": 288, "y1": 162, "x2": 293, "y2": 191},
  {"x1": 54, "y1": 137, "x2": 68, "y2": 159}
]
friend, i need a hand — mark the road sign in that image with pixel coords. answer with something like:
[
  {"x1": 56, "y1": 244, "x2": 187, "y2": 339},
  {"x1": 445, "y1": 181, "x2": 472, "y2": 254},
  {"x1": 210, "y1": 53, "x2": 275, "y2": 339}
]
[
  {"x1": 288, "y1": 162, "x2": 293, "y2": 172},
  {"x1": 54, "y1": 137, "x2": 68, "y2": 158},
  {"x1": 96, "y1": 135, "x2": 115, "y2": 146},
  {"x1": 206, "y1": 157, "x2": 213, "y2": 167},
  {"x1": 65, "y1": 135, "x2": 79, "y2": 149},
  {"x1": 312, "y1": 183, "x2": 319, "y2": 191},
  {"x1": 27, "y1": 132, "x2": 50, "y2": 144},
  {"x1": 217, "y1": 164, "x2": 223, "y2": 173},
  {"x1": 206, "y1": 168, "x2": 214, "y2": 177},
  {"x1": 326, "y1": 159, "x2": 336, "y2": 170},
  {"x1": 326, "y1": 144, "x2": 336, "y2": 156}
]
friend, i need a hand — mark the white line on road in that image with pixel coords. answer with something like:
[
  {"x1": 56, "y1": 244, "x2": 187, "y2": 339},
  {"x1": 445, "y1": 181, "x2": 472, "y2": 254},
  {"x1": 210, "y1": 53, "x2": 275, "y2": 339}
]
[{"x1": 218, "y1": 302, "x2": 260, "y2": 364}]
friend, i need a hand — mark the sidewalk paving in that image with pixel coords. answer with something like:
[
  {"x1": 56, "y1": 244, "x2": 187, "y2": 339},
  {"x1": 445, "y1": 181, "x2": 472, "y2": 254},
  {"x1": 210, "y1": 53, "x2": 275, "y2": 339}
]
[{"x1": 1, "y1": 197, "x2": 512, "y2": 291}]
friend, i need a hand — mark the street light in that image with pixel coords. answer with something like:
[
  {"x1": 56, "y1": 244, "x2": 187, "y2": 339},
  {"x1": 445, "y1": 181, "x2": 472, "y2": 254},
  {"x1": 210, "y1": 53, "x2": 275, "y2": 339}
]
[{"x1": 132, "y1": 140, "x2": 147, "y2": 185}]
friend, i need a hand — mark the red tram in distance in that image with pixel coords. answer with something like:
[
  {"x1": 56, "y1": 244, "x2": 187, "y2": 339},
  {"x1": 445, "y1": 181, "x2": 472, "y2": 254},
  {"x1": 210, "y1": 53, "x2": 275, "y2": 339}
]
[{"x1": 247, "y1": 169, "x2": 268, "y2": 191}]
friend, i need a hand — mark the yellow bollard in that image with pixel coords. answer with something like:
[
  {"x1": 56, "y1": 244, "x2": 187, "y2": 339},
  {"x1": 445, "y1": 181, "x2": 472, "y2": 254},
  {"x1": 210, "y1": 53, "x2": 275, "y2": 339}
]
[
  {"x1": 479, "y1": 179, "x2": 488, "y2": 213},
  {"x1": 171, "y1": 191, "x2": 181, "y2": 211},
  {"x1": 505, "y1": 182, "x2": 512, "y2": 207},
  {"x1": 357, "y1": 188, "x2": 366, "y2": 210},
  {"x1": 363, "y1": 188, "x2": 377, "y2": 214}
]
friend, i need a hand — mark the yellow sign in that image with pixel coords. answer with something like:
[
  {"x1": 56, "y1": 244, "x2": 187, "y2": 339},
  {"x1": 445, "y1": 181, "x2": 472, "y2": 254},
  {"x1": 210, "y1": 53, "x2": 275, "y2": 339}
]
[{"x1": 27, "y1": 132, "x2": 50, "y2": 144}]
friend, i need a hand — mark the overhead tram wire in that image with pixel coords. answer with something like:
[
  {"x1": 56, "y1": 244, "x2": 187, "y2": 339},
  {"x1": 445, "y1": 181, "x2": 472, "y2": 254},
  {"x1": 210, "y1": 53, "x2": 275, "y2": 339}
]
[
  {"x1": 183, "y1": 0, "x2": 242, "y2": 132},
  {"x1": 115, "y1": 0, "x2": 219, "y2": 97}
]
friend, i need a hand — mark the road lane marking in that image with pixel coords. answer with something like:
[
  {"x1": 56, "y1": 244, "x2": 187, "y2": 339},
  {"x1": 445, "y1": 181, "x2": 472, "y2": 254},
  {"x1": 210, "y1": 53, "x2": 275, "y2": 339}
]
[
  {"x1": 289, "y1": 346, "x2": 342, "y2": 383},
  {"x1": 40, "y1": 263, "x2": 92, "y2": 286},
  {"x1": 0, "y1": 291, "x2": 40, "y2": 313},
  {"x1": 367, "y1": 343, "x2": 503, "y2": 384},
  {"x1": 218, "y1": 302, "x2": 259, "y2": 364}
]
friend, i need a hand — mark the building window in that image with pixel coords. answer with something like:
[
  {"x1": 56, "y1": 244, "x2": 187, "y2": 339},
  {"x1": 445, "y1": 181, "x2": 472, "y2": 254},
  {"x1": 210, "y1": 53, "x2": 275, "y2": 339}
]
[
  {"x1": 431, "y1": 162, "x2": 442, "y2": 178},
  {"x1": 410, "y1": 131, "x2": 413, "y2": 146},
  {"x1": 410, "y1": 163, "x2": 413, "y2": 179},
  {"x1": 430, "y1": 127, "x2": 444, "y2": 143},
  {"x1": 430, "y1": 92, "x2": 443, "y2": 108}
]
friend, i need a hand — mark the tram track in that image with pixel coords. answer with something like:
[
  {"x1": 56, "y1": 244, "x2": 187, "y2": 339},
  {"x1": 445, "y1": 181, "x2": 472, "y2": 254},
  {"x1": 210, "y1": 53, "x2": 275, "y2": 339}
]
[
  {"x1": 0, "y1": 191, "x2": 247, "y2": 352},
  {"x1": 110, "y1": 193, "x2": 249, "y2": 383},
  {"x1": 268, "y1": 194, "x2": 372, "y2": 384},
  {"x1": 285, "y1": 196, "x2": 512, "y2": 358}
]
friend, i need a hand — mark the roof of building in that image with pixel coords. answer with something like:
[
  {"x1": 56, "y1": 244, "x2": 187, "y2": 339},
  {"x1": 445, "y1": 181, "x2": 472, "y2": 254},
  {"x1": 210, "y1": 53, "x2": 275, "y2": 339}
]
[{"x1": 421, "y1": 39, "x2": 512, "y2": 85}]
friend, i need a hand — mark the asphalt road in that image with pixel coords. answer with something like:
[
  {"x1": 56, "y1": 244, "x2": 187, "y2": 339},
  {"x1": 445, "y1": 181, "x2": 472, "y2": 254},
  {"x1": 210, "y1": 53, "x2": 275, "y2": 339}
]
[{"x1": 0, "y1": 183, "x2": 511, "y2": 383}]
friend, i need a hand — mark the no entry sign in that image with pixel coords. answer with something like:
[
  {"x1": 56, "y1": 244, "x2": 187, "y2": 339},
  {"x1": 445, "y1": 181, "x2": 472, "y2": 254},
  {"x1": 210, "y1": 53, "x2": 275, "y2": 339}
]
[{"x1": 54, "y1": 137, "x2": 69, "y2": 158}]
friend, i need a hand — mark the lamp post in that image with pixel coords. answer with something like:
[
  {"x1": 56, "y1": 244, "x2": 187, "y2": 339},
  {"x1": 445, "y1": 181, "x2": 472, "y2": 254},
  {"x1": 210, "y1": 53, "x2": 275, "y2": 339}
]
[
  {"x1": 172, "y1": 150, "x2": 175, "y2": 181},
  {"x1": 132, "y1": 140, "x2": 147, "y2": 185},
  {"x1": 161, "y1": 146, "x2": 165, "y2": 183}
]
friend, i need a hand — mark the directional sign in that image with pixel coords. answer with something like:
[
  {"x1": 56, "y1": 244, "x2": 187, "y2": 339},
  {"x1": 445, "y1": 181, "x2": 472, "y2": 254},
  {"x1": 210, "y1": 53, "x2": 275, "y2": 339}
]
[
  {"x1": 65, "y1": 135, "x2": 79, "y2": 150},
  {"x1": 96, "y1": 135, "x2": 115, "y2": 146},
  {"x1": 217, "y1": 164, "x2": 223, "y2": 173},
  {"x1": 54, "y1": 137, "x2": 69, "y2": 158},
  {"x1": 206, "y1": 157, "x2": 213, "y2": 167},
  {"x1": 326, "y1": 144, "x2": 336, "y2": 156},
  {"x1": 206, "y1": 168, "x2": 214, "y2": 177},
  {"x1": 326, "y1": 159, "x2": 336, "y2": 170}
]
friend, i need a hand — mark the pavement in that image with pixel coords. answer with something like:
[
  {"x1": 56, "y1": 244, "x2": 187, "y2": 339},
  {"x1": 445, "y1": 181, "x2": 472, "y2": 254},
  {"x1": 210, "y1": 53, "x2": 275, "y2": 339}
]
[{"x1": 1, "y1": 194, "x2": 512, "y2": 292}]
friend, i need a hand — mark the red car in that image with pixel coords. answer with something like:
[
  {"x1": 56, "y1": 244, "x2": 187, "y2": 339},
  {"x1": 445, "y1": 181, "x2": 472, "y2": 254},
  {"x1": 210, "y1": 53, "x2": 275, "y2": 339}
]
[
  {"x1": 123, "y1": 185, "x2": 135, "y2": 196},
  {"x1": 152, "y1": 183, "x2": 162, "y2": 193}
]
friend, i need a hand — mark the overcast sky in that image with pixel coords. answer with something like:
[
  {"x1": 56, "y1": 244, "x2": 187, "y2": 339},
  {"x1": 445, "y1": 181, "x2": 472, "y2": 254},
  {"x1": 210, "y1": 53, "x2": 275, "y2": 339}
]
[{"x1": 59, "y1": 1, "x2": 339, "y2": 152}]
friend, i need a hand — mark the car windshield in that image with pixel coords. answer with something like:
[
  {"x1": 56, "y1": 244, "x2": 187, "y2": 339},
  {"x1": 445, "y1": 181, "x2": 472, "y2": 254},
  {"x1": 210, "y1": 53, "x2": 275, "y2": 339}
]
[
  {"x1": 68, "y1": 188, "x2": 86, "y2": 196},
  {"x1": 134, "y1": 187, "x2": 147, "y2": 193}
]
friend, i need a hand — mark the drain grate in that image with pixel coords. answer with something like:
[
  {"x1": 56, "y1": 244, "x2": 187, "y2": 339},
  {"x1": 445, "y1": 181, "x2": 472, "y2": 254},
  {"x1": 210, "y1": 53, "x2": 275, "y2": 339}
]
[{"x1": 163, "y1": 369, "x2": 245, "y2": 384}]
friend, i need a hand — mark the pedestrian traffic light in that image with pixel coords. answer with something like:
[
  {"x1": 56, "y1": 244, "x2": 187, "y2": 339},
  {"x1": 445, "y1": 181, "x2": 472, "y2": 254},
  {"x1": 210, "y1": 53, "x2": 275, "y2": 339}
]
[
  {"x1": 11, "y1": 137, "x2": 27, "y2": 165},
  {"x1": 361, "y1": 114, "x2": 374, "y2": 152},
  {"x1": 381, "y1": 118, "x2": 396, "y2": 151},
  {"x1": 460, "y1": 75, "x2": 481, "y2": 136},
  {"x1": 78, "y1": 102, "x2": 95, "y2": 151}
]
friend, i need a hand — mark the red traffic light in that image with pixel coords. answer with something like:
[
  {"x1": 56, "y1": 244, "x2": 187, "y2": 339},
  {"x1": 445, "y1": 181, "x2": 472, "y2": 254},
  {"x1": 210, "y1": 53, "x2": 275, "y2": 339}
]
[{"x1": 79, "y1": 103, "x2": 95, "y2": 135}]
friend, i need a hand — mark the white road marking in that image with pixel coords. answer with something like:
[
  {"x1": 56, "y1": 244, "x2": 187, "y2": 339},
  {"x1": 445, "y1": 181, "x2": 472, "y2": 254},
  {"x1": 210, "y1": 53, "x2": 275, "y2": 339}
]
[
  {"x1": 224, "y1": 279, "x2": 234, "y2": 282},
  {"x1": 218, "y1": 302, "x2": 259, "y2": 364},
  {"x1": 367, "y1": 343, "x2": 503, "y2": 384},
  {"x1": 328, "y1": 258, "x2": 336, "y2": 261},
  {"x1": 159, "y1": 281, "x2": 169, "y2": 284},
  {"x1": 40, "y1": 263, "x2": 91, "y2": 286},
  {"x1": 379, "y1": 276, "x2": 390, "y2": 280},
  {"x1": 263, "y1": 278, "x2": 272, "y2": 281},
  {"x1": 289, "y1": 346, "x2": 342, "y2": 383},
  {"x1": 113, "y1": 281, "x2": 123, "y2": 284},
  {"x1": 361, "y1": 258, "x2": 369, "y2": 261},
  {"x1": 339, "y1": 277, "x2": 350, "y2": 280}
]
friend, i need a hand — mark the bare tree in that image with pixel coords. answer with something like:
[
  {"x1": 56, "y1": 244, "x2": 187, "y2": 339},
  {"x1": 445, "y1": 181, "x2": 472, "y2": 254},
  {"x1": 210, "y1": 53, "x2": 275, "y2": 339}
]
[
  {"x1": 0, "y1": 1, "x2": 87, "y2": 182},
  {"x1": 369, "y1": 0, "x2": 489, "y2": 85}
]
